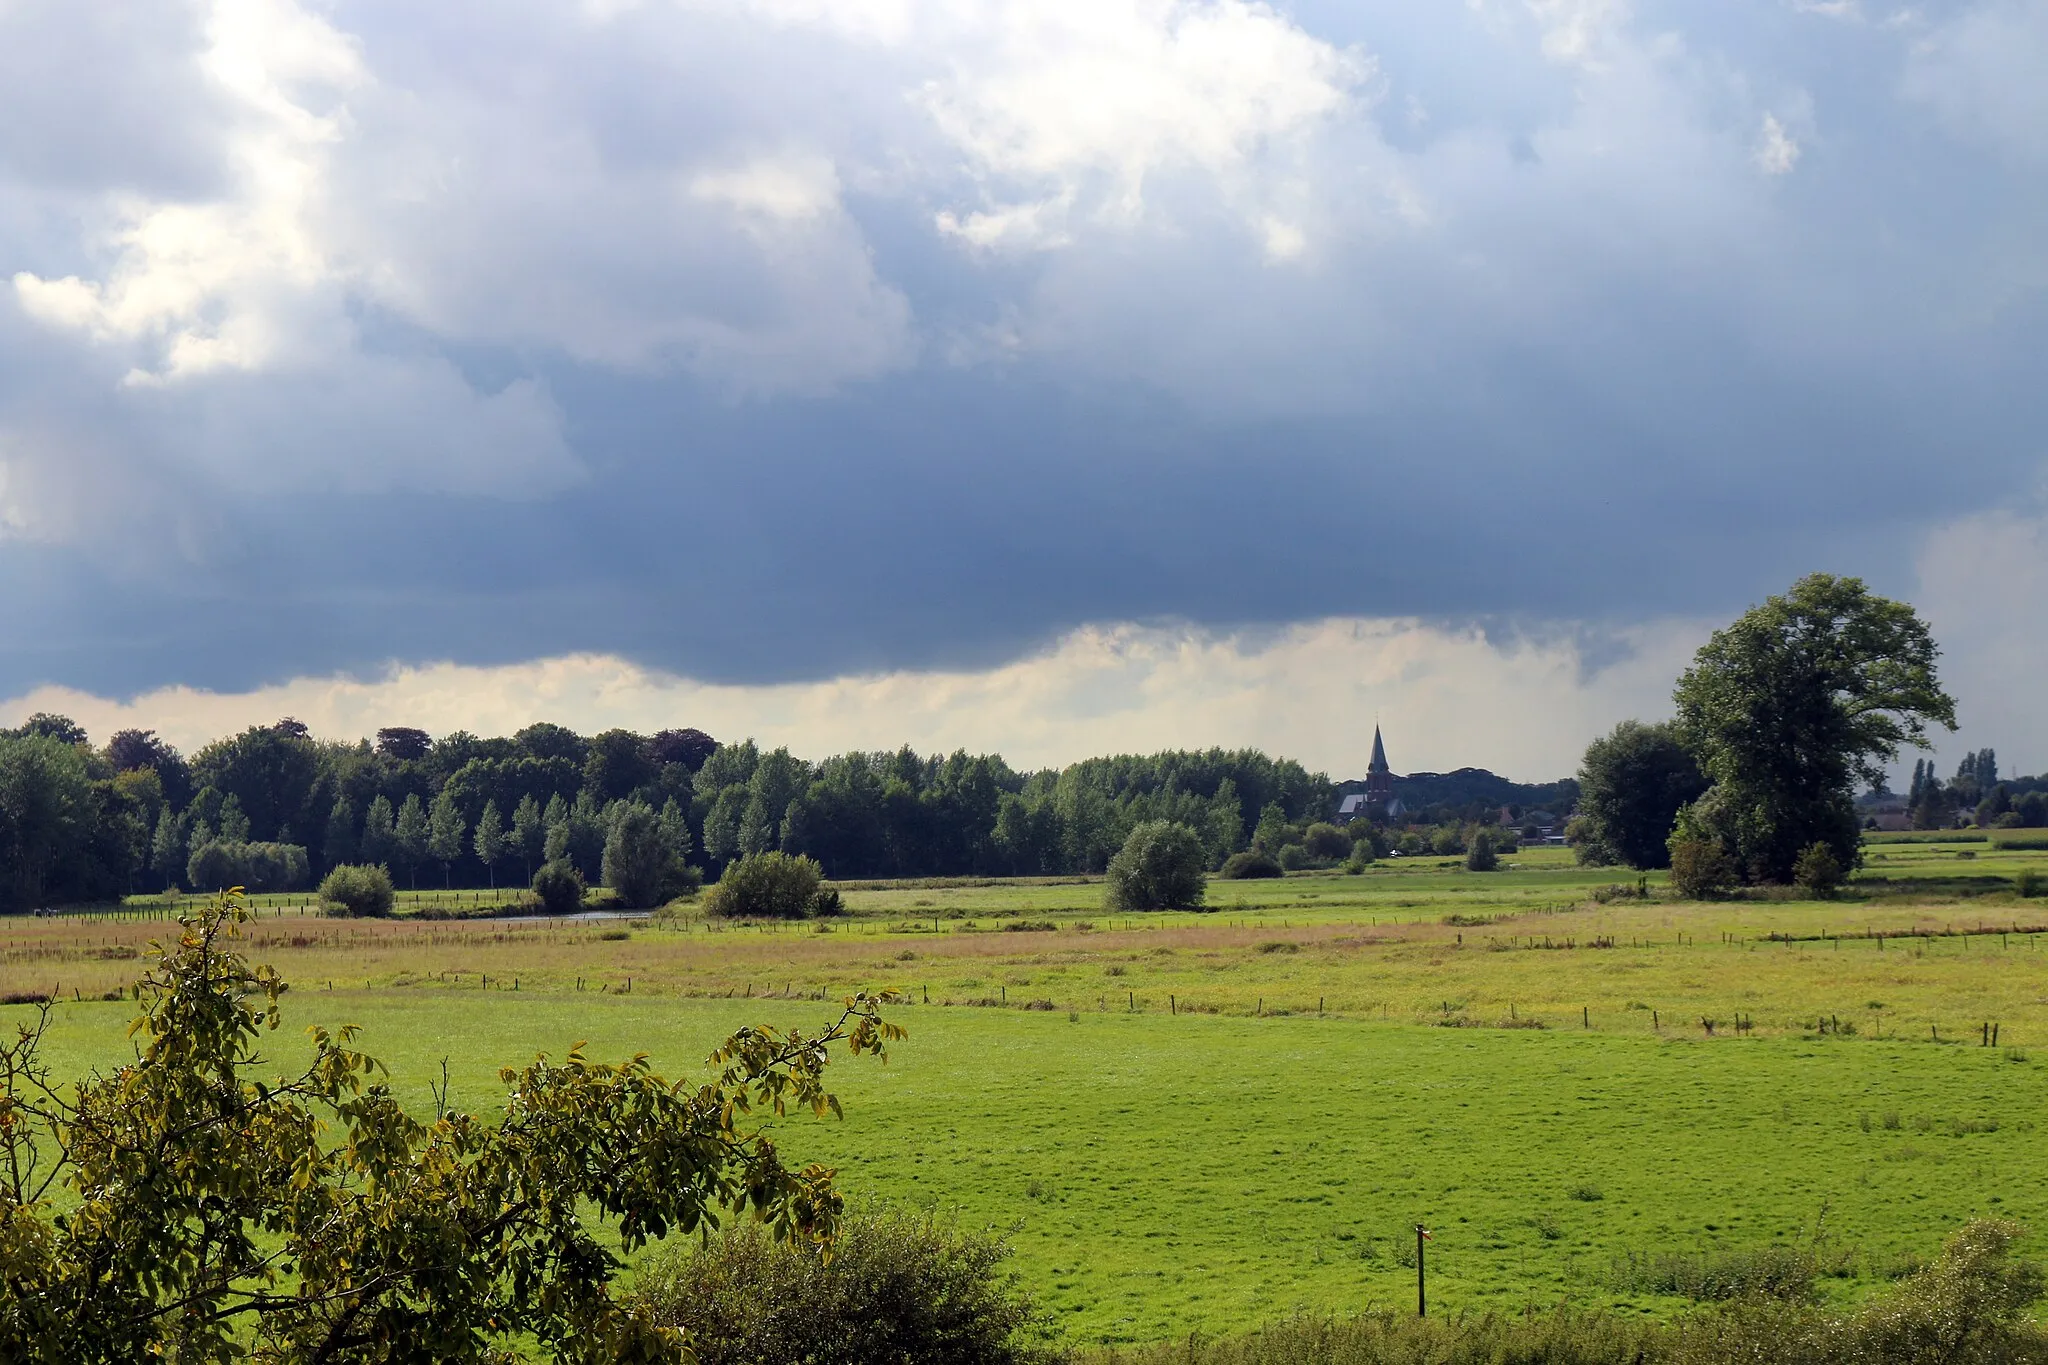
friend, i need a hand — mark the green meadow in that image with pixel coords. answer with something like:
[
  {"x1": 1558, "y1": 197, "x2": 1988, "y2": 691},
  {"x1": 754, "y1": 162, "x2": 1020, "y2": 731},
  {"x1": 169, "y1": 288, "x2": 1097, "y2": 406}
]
[
  {"x1": 10, "y1": 839, "x2": 2048, "y2": 1344},
  {"x1": 15, "y1": 971, "x2": 2048, "y2": 1343}
]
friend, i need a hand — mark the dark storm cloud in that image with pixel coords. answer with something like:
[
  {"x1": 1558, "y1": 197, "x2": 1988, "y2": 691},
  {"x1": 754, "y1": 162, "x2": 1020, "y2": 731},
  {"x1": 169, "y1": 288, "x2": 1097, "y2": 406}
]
[{"x1": 0, "y1": 0, "x2": 2043, "y2": 699}]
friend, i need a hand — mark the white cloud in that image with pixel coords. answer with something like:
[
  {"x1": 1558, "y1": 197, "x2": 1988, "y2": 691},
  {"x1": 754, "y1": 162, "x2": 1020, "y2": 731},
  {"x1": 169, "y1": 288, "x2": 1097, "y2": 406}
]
[
  {"x1": 1755, "y1": 113, "x2": 1801, "y2": 174},
  {"x1": 0, "y1": 616, "x2": 1704, "y2": 780},
  {"x1": 919, "y1": 0, "x2": 1365, "y2": 250},
  {"x1": 1904, "y1": 0, "x2": 2048, "y2": 162}
]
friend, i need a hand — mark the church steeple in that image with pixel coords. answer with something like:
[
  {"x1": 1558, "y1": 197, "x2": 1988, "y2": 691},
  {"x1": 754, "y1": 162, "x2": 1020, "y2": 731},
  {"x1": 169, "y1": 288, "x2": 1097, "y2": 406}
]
[{"x1": 1364, "y1": 725, "x2": 1394, "y2": 814}]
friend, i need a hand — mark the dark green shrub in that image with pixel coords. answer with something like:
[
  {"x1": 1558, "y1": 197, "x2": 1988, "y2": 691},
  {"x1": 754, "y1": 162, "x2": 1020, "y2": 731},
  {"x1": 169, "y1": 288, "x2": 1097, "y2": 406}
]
[
  {"x1": 187, "y1": 841, "x2": 312, "y2": 894},
  {"x1": 1430, "y1": 826, "x2": 1465, "y2": 856},
  {"x1": 186, "y1": 840, "x2": 244, "y2": 892},
  {"x1": 2017, "y1": 870, "x2": 2043, "y2": 899},
  {"x1": 630, "y1": 1205, "x2": 1057, "y2": 1365},
  {"x1": 1669, "y1": 838, "x2": 1736, "y2": 899},
  {"x1": 1105, "y1": 821, "x2": 1207, "y2": 911},
  {"x1": 1793, "y1": 841, "x2": 1845, "y2": 898},
  {"x1": 1301, "y1": 822, "x2": 1352, "y2": 861},
  {"x1": 811, "y1": 884, "x2": 845, "y2": 916},
  {"x1": 1220, "y1": 850, "x2": 1284, "y2": 880},
  {"x1": 1275, "y1": 843, "x2": 1312, "y2": 872},
  {"x1": 1610, "y1": 1244, "x2": 1821, "y2": 1302},
  {"x1": 317, "y1": 864, "x2": 394, "y2": 918},
  {"x1": 705, "y1": 851, "x2": 824, "y2": 919},
  {"x1": 528, "y1": 859, "x2": 586, "y2": 916},
  {"x1": 1464, "y1": 831, "x2": 1499, "y2": 872}
]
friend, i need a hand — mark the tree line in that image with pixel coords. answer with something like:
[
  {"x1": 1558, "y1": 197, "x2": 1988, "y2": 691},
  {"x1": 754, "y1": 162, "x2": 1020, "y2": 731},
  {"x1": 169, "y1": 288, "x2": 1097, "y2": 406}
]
[{"x1": 0, "y1": 713, "x2": 1333, "y2": 911}]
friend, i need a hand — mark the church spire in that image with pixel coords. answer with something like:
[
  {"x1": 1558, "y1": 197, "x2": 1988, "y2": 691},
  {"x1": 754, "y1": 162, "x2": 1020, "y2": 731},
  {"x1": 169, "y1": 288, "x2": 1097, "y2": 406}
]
[{"x1": 1368, "y1": 725, "x2": 1389, "y2": 775}]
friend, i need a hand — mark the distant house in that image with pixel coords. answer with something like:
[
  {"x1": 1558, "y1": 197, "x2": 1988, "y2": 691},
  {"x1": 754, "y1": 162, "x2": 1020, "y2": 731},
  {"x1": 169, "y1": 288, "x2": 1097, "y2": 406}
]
[{"x1": 1857, "y1": 789, "x2": 1911, "y2": 833}]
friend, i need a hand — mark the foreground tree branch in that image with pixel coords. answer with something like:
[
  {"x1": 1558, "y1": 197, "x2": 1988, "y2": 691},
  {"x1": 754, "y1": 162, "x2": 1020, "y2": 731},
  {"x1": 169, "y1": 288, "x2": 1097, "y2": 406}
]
[{"x1": 0, "y1": 889, "x2": 901, "y2": 1363}]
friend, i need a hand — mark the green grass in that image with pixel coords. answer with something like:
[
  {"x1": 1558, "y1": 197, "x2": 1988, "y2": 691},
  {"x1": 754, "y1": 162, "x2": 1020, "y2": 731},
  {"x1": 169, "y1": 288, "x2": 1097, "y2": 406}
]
[
  {"x1": 15, "y1": 987, "x2": 2048, "y2": 1345},
  {"x1": 16, "y1": 848, "x2": 2048, "y2": 1346}
]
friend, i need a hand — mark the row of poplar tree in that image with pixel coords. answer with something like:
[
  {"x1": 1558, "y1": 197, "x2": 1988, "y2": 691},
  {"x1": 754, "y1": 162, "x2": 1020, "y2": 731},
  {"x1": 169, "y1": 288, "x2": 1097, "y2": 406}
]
[{"x1": 0, "y1": 712, "x2": 1331, "y2": 909}]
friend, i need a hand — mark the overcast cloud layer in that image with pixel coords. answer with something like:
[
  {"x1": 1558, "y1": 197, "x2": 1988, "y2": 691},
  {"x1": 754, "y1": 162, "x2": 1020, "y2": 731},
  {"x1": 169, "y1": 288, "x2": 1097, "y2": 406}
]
[{"x1": 2, "y1": 0, "x2": 2045, "y2": 772}]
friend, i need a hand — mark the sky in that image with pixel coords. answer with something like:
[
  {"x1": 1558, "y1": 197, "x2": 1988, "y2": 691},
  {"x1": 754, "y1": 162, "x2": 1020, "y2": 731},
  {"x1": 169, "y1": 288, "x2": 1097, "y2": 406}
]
[{"x1": 1, "y1": 0, "x2": 2044, "y2": 780}]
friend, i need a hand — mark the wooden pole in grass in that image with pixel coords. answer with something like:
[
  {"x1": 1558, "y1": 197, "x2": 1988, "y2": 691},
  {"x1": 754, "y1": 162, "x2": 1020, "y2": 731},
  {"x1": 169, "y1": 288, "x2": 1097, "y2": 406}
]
[{"x1": 1416, "y1": 1225, "x2": 1430, "y2": 1316}]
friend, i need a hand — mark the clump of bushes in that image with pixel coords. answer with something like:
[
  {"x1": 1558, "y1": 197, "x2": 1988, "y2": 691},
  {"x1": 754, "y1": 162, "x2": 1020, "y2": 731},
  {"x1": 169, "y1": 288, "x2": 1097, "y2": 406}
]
[
  {"x1": 1609, "y1": 1244, "x2": 1822, "y2": 1302},
  {"x1": 1793, "y1": 841, "x2": 1846, "y2": 899},
  {"x1": 318, "y1": 864, "x2": 394, "y2": 918},
  {"x1": 1301, "y1": 823, "x2": 1353, "y2": 861},
  {"x1": 629, "y1": 1204, "x2": 1058, "y2": 1365},
  {"x1": 705, "y1": 851, "x2": 826, "y2": 919},
  {"x1": 1668, "y1": 838, "x2": 1737, "y2": 900},
  {"x1": 1220, "y1": 850, "x2": 1284, "y2": 880},
  {"x1": 1276, "y1": 844, "x2": 1312, "y2": 872},
  {"x1": 1464, "y1": 830, "x2": 1499, "y2": 872},
  {"x1": 1104, "y1": 821, "x2": 1207, "y2": 911},
  {"x1": 528, "y1": 859, "x2": 586, "y2": 916},
  {"x1": 188, "y1": 841, "x2": 311, "y2": 894}
]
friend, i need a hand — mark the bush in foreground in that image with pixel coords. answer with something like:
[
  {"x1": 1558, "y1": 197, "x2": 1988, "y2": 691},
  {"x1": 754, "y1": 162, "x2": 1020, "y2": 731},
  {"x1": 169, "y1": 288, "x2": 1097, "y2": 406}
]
[
  {"x1": 631, "y1": 1204, "x2": 1058, "y2": 1365},
  {"x1": 1219, "y1": 850, "x2": 1283, "y2": 880},
  {"x1": 1105, "y1": 820, "x2": 1206, "y2": 911},
  {"x1": 705, "y1": 851, "x2": 825, "y2": 918},
  {"x1": 317, "y1": 862, "x2": 394, "y2": 917},
  {"x1": 1088, "y1": 1221, "x2": 2046, "y2": 1365}
]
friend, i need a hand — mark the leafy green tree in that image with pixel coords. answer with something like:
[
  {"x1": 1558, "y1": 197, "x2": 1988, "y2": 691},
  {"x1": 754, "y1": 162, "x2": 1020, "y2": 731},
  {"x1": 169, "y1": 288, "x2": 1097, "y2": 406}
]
[
  {"x1": 429, "y1": 787, "x2": 467, "y2": 888},
  {"x1": 1251, "y1": 802, "x2": 1290, "y2": 855},
  {"x1": 149, "y1": 805, "x2": 185, "y2": 891},
  {"x1": 512, "y1": 794, "x2": 545, "y2": 881},
  {"x1": 473, "y1": 799, "x2": 509, "y2": 889},
  {"x1": 362, "y1": 789, "x2": 397, "y2": 875},
  {"x1": 603, "y1": 802, "x2": 679, "y2": 908},
  {"x1": 11, "y1": 712, "x2": 88, "y2": 745},
  {"x1": 702, "y1": 787, "x2": 745, "y2": 866},
  {"x1": 0, "y1": 892, "x2": 900, "y2": 1362},
  {"x1": 705, "y1": 852, "x2": 824, "y2": 919},
  {"x1": 1464, "y1": 829, "x2": 1499, "y2": 872},
  {"x1": 1673, "y1": 574, "x2": 1957, "y2": 883},
  {"x1": 1574, "y1": 720, "x2": 1708, "y2": 870},
  {"x1": 1104, "y1": 821, "x2": 1207, "y2": 911},
  {"x1": 739, "y1": 793, "x2": 775, "y2": 857},
  {"x1": 322, "y1": 797, "x2": 357, "y2": 873},
  {"x1": 1793, "y1": 840, "x2": 1845, "y2": 898},
  {"x1": 583, "y1": 728, "x2": 656, "y2": 805},
  {"x1": 189, "y1": 723, "x2": 322, "y2": 845},
  {"x1": 658, "y1": 797, "x2": 695, "y2": 866},
  {"x1": 361, "y1": 793, "x2": 398, "y2": 869},
  {"x1": 0, "y1": 734, "x2": 96, "y2": 911},
  {"x1": 216, "y1": 793, "x2": 252, "y2": 843}
]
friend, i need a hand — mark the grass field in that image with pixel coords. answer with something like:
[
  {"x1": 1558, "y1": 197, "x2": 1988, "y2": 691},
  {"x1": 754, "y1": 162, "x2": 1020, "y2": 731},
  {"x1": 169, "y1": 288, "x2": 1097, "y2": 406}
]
[{"x1": 8, "y1": 841, "x2": 2048, "y2": 1344}]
